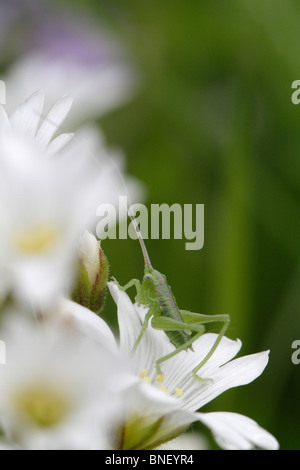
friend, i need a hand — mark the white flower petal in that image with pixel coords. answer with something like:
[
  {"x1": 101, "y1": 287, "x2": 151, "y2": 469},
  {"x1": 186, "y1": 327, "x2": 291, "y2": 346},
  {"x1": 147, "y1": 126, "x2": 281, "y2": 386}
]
[
  {"x1": 108, "y1": 282, "x2": 144, "y2": 355},
  {"x1": 46, "y1": 132, "x2": 74, "y2": 156},
  {"x1": 192, "y1": 333, "x2": 242, "y2": 370},
  {"x1": 0, "y1": 105, "x2": 10, "y2": 130},
  {"x1": 11, "y1": 257, "x2": 71, "y2": 307},
  {"x1": 116, "y1": 380, "x2": 195, "y2": 446},
  {"x1": 58, "y1": 298, "x2": 118, "y2": 352},
  {"x1": 161, "y1": 334, "x2": 242, "y2": 398},
  {"x1": 78, "y1": 231, "x2": 100, "y2": 285},
  {"x1": 36, "y1": 94, "x2": 73, "y2": 149},
  {"x1": 108, "y1": 282, "x2": 173, "y2": 376},
  {"x1": 10, "y1": 90, "x2": 44, "y2": 138},
  {"x1": 213, "y1": 350, "x2": 270, "y2": 387},
  {"x1": 179, "y1": 350, "x2": 270, "y2": 412},
  {"x1": 196, "y1": 412, "x2": 279, "y2": 450}
]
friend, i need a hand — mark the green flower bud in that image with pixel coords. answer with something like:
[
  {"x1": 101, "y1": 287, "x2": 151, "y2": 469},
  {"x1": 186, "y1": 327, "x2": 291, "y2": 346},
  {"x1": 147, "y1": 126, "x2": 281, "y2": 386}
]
[{"x1": 71, "y1": 231, "x2": 109, "y2": 314}]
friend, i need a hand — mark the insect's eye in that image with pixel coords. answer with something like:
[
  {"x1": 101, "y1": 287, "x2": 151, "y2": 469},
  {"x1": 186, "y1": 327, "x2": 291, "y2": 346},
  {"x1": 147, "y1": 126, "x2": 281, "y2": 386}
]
[{"x1": 144, "y1": 273, "x2": 153, "y2": 282}]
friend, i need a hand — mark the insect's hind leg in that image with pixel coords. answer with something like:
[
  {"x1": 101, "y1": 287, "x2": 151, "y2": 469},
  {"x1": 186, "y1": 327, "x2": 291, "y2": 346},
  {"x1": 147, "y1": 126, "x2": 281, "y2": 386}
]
[
  {"x1": 151, "y1": 316, "x2": 206, "y2": 378},
  {"x1": 180, "y1": 311, "x2": 230, "y2": 381}
]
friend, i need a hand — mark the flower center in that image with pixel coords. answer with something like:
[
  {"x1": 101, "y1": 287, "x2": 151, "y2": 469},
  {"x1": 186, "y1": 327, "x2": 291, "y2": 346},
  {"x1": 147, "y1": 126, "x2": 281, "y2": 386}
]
[
  {"x1": 13, "y1": 224, "x2": 59, "y2": 254},
  {"x1": 12, "y1": 383, "x2": 70, "y2": 428},
  {"x1": 112, "y1": 370, "x2": 186, "y2": 450}
]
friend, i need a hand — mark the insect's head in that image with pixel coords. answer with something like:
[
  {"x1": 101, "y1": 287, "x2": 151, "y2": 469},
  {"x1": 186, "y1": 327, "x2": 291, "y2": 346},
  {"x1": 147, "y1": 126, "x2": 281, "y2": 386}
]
[
  {"x1": 143, "y1": 273, "x2": 153, "y2": 282},
  {"x1": 143, "y1": 266, "x2": 153, "y2": 283}
]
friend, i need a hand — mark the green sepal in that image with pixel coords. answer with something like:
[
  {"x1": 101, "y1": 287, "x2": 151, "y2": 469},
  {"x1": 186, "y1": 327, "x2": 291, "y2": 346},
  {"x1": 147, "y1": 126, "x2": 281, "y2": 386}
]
[
  {"x1": 71, "y1": 247, "x2": 109, "y2": 314},
  {"x1": 71, "y1": 260, "x2": 91, "y2": 309},
  {"x1": 113, "y1": 415, "x2": 164, "y2": 450},
  {"x1": 112, "y1": 412, "x2": 190, "y2": 450},
  {"x1": 90, "y1": 248, "x2": 109, "y2": 314}
]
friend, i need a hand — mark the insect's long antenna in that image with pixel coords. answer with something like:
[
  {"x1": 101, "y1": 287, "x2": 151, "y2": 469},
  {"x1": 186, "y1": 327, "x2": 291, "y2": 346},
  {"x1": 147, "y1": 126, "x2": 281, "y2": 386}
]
[{"x1": 127, "y1": 205, "x2": 152, "y2": 269}]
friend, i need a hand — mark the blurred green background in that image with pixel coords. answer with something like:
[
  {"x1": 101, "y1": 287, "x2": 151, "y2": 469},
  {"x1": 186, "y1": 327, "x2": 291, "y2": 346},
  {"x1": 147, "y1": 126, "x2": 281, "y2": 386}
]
[
  {"x1": 8, "y1": 0, "x2": 300, "y2": 449},
  {"x1": 69, "y1": 0, "x2": 300, "y2": 450}
]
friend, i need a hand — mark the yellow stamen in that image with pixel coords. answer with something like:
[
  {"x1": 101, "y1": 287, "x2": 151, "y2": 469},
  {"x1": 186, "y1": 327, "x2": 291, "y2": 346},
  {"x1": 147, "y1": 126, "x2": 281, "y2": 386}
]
[
  {"x1": 13, "y1": 383, "x2": 70, "y2": 428},
  {"x1": 159, "y1": 385, "x2": 170, "y2": 395},
  {"x1": 175, "y1": 388, "x2": 183, "y2": 397},
  {"x1": 155, "y1": 374, "x2": 165, "y2": 383},
  {"x1": 13, "y1": 224, "x2": 59, "y2": 254},
  {"x1": 138, "y1": 369, "x2": 151, "y2": 383},
  {"x1": 138, "y1": 369, "x2": 148, "y2": 379}
]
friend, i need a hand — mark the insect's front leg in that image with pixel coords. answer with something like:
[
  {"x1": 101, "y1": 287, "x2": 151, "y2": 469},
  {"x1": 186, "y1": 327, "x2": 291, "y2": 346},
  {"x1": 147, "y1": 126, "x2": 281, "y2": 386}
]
[
  {"x1": 132, "y1": 306, "x2": 154, "y2": 354},
  {"x1": 112, "y1": 277, "x2": 143, "y2": 302},
  {"x1": 113, "y1": 278, "x2": 158, "y2": 353}
]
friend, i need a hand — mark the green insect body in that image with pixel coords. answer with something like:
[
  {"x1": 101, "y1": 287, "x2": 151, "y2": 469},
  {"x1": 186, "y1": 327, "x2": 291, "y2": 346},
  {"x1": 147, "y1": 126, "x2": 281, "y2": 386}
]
[
  {"x1": 141, "y1": 267, "x2": 191, "y2": 349},
  {"x1": 119, "y1": 213, "x2": 230, "y2": 382}
]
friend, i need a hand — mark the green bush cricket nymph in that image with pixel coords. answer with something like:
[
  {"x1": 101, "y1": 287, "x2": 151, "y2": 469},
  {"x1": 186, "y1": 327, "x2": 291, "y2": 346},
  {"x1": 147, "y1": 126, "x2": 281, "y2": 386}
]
[
  {"x1": 117, "y1": 207, "x2": 230, "y2": 383},
  {"x1": 28, "y1": 104, "x2": 230, "y2": 382}
]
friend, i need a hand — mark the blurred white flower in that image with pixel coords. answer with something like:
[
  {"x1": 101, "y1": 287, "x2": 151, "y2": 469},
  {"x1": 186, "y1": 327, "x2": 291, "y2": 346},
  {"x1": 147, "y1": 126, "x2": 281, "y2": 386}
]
[
  {"x1": 0, "y1": 315, "x2": 122, "y2": 450},
  {"x1": 0, "y1": 440, "x2": 19, "y2": 450},
  {"x1": 101, "y1": 282, "x2": 279, "y2": 450},
  {"x1": 0, "y1": 89, "x2": 74, "y2": 154},
  {"x1": 3, "y1": 8, "x2": 137, "y2": 127},
  {"x1": 55, "y1": 298, "x2": 118, "y2": 354},
  {"x1": 62, "y1": 124, "x2": 144, "y2": 220},
  {"x1": 0, "y1": 92, "x2": 143, "y2": 307}
]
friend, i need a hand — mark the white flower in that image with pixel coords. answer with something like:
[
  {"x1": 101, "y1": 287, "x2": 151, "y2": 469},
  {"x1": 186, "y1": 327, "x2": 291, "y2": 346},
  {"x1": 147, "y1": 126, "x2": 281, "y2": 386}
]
[
  {"x1": 0, "y1": 315, "x2": 122, "y2": 450},
  {"x1": 0, "y1": 92, "x2": 143, "y2": 307},
  {"x1": 3, "y1": 11, "x2": 137, "y2": 127},
  {"x1": 0, "y1": 132, "x2": 97, "y2": 306},
  {"x1": 101, "y1": 282, "x2": 279, "y2": 450}
]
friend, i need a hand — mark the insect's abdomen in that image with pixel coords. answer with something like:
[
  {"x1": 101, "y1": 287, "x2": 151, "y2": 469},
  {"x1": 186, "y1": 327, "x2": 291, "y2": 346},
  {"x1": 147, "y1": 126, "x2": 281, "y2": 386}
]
[{"x1": 152, "y1": 269, "x2": 191, "y2": 348}]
